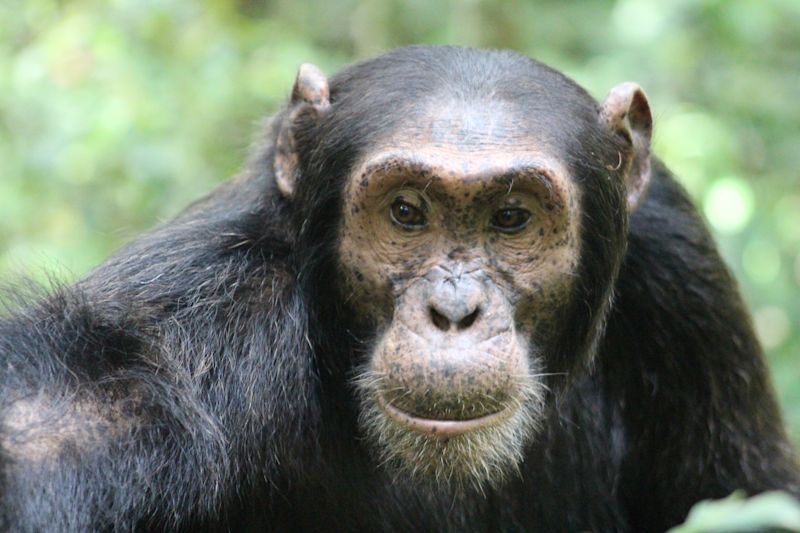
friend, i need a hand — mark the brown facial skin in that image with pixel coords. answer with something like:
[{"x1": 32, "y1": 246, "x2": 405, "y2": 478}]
[{"x1": 338, "y1": 103, "x2": 582, "y2": 489}]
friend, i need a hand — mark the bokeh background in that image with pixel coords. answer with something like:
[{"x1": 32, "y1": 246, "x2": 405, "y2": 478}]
[{"x1": 1, "y1": 0, "x2": 799, "y2": 441}]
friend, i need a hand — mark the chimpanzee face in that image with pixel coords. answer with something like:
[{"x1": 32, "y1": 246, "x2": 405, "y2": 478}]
[{"x1": 337, "y1": 101, "x2": 582, "y2": 489}]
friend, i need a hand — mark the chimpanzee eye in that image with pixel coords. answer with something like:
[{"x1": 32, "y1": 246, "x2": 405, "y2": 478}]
[
  {"x1": 390, "y1": 198, "x2": 427, "y2": 230},
  {"x1": 490, "y1": 208, "x2": 532, "y2": 234}
]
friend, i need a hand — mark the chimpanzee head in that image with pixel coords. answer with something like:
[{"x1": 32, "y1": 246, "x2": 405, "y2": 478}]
[{"x1": 273, "y1": 47, "x2": 652, "y2": 490}]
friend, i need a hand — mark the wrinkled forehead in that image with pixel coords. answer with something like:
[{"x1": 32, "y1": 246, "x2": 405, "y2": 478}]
[
  {"x1": 381, "y1": 99, "x2": 566, "y2": 152},
  {"x1": 350, "y1": 99, "x2": 574, "y2": 188}
]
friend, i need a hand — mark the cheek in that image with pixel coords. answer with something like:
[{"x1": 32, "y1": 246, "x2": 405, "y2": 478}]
[
  {"x1": 492, "y1": 231, "x2": 581, "y2": 335},
  {"x1": 513, "y1": 283, "x2": 573, "y2": 346},
  {"x1": 337, "y1": 228, "x2": 390, "y2": 320},
  {"x1": 337, "y1": 212, "x2": 435, "y2": 322}
]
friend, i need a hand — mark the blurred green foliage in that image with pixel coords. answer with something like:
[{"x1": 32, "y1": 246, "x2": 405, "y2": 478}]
[
  {"x1": 668, "y1": 491, "x2": 800, "y2": 533},
  {"x1": 0, "y1": 0, "x2": 798, "y2": 441}
]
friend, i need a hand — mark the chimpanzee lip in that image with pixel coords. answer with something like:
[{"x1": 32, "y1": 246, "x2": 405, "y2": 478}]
[{"x1": 377, "y1": 394, "x2": 513, "y2": 437}]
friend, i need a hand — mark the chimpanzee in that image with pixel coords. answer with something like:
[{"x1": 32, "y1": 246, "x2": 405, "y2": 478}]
[{"x1": 1, "y1": 46, "x2": 798, "y2": 532}]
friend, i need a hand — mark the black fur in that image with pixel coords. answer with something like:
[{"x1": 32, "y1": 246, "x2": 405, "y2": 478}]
[{"x1": 1, "y1": 46, "x2": 797, "y2": 532}]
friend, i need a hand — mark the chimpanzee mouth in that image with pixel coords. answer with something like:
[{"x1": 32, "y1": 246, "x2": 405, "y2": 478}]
[
  {"x1": 377, "y1": 394, "x2": 514, "y2": 437},
  {"x1": 358, "y1": 370, "x2": 544, "y2": 489}
]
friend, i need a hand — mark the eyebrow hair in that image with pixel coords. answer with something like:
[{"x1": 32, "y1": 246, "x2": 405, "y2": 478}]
[{"x1": 361, "y1": 152, "x2": 562, "y2": 199}]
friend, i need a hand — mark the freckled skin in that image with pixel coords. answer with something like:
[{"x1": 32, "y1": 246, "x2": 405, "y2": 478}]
[{"x1": 339, "y1": 103, "x2": 581, "y2": 436}]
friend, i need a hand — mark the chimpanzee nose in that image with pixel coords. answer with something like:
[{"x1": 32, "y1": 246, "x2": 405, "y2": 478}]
[{"x1": 428, "y1": 277, "x2": 484, "y2": 332}]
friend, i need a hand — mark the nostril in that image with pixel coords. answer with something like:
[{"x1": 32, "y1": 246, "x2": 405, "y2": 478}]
[
  {"x1": 429, "y1": 307, "x2": 451, "y2": 331},
  {"x1": 457, "y1": 307, "x2": 480, "y2": 330}
]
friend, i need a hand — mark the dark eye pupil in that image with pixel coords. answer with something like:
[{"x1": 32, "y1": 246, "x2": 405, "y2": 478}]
[
  {"x1": 492, "y1": 208, "x2": 531, "y2": 233},
  {"x1": 391, "y1": 199, "x2": 426, "y2": 229}
]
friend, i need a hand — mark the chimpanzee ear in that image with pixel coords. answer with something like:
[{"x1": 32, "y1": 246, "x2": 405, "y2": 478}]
[
  {"x1": 274, "y1": 63, "x2": 330, "y2": 198},
  {"x1": 599, "y1": 82, "x2": 653, "y2": 212}
]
